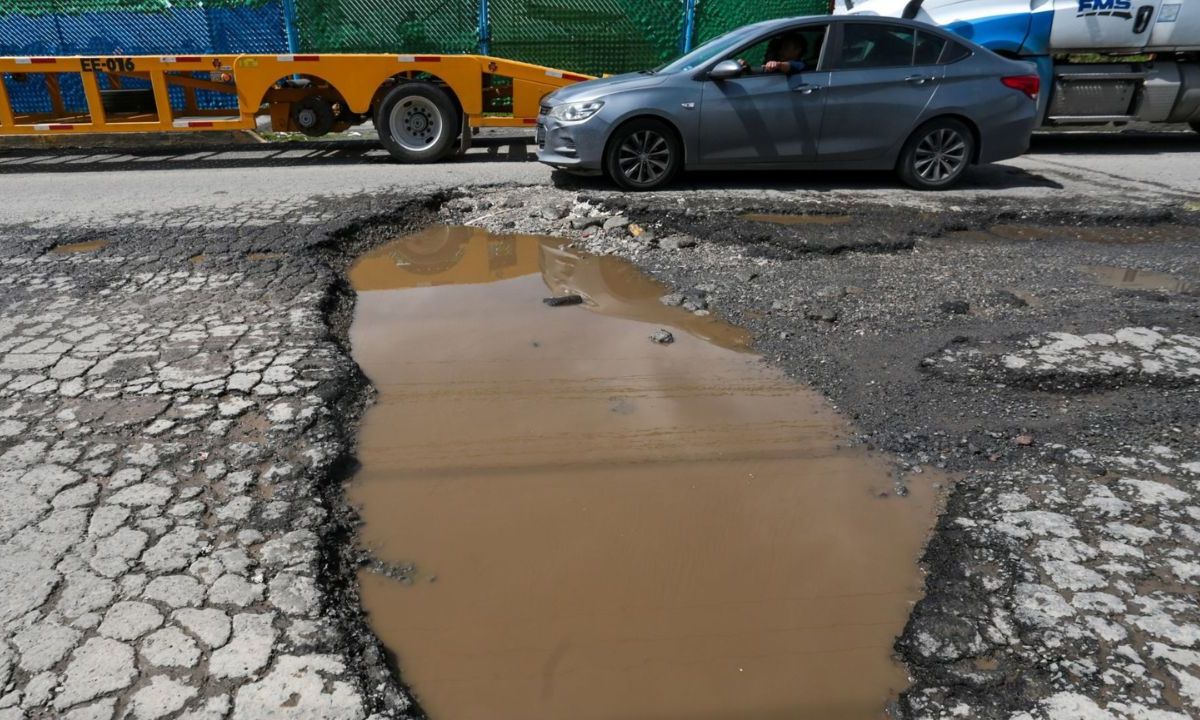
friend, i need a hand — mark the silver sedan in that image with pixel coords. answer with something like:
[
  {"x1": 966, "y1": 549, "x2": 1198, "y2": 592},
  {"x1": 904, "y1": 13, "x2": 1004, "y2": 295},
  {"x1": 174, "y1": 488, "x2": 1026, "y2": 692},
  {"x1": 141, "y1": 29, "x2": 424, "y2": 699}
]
[{"x1": 536, "y1": 15, "x2": 1040, "y2": 190}]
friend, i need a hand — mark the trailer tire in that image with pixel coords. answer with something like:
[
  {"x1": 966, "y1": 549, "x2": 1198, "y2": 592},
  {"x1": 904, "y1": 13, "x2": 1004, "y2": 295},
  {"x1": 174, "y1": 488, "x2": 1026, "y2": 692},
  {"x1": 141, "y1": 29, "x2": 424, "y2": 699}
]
[
  {"x1": 292, "y1": 97, "x2": 336, "y2": 137},
  {"x1": 376, "y1": 83, "x2": 460, "y2": 163}
]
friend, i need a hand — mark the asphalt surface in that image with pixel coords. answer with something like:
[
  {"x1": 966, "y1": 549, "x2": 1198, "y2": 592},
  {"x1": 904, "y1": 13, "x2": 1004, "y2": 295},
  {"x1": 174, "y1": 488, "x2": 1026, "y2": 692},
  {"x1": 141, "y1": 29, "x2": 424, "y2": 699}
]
[
  {"x1": 0, "y1": 129, "x2": 1198, "y2": 227},
  {"x1": 0, "y1": 127, "x2": 1198, "y2": 719}
]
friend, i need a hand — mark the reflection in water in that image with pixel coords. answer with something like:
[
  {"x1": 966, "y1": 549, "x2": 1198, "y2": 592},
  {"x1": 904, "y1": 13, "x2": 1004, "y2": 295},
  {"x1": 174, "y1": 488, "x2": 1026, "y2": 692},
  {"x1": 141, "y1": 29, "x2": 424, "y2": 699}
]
[
  {"x1": 350, "y1": 225, "x2": 752, "y2": 351},
  {"x1": 348, "y1": 226, "x2": 942, "y2": 720},
  {"x1": 1081, "y1": 265, "x2": 1196, "y2": 293},
  {"x1": 50, "y1": 240, "x2": 108, "y2": 254}
]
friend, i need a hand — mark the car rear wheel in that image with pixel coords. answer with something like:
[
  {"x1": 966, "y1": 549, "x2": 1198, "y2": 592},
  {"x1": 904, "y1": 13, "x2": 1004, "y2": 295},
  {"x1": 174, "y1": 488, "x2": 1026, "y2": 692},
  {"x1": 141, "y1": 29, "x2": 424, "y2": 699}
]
[
  {"x1": 376, "y1": 82, "x2": 460, "y2": 163},
  {"x1": 604, "y1": 119, "x2": 681, "y2": 191},
  {"x1": 897, "y1": 118, "x2": 975, "y2": 190}
]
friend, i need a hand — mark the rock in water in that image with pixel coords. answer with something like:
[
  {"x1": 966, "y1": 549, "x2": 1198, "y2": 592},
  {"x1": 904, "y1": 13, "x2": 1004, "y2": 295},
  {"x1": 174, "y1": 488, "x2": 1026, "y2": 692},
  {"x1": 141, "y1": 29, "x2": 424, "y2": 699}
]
[{"x1": 543, "y1": 295, "x2": 584, "y2": 307}]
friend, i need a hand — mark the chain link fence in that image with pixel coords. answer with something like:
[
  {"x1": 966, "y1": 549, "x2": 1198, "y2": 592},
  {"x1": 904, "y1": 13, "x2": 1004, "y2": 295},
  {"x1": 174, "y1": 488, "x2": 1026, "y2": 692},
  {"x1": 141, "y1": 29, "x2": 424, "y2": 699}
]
[
  {"x1": 2, "y1": 0, "x2": 826, "y2": 115},
  {"x1": 292, "y1": 0, "x2": 478, "y2": 55},
  {"x1": 3, "y1": 0, "x2": 828, "y2": 70},
  {"x1": 696, "y1": 0, "x2": 826, "y2": 45}
]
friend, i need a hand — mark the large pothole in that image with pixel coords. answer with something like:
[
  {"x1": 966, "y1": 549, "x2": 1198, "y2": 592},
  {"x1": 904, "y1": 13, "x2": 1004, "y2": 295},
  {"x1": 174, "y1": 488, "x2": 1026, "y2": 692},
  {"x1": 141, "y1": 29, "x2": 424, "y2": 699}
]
[{"x1": 343, "y1": 224, "x2": 945, "y2": 719}]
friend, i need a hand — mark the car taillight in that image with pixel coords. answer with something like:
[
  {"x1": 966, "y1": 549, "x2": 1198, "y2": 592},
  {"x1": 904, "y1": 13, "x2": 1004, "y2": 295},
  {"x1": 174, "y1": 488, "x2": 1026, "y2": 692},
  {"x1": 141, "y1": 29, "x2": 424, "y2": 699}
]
[{"x1": 1002, "y1": 74, "x2": 1040, "y2": 101}]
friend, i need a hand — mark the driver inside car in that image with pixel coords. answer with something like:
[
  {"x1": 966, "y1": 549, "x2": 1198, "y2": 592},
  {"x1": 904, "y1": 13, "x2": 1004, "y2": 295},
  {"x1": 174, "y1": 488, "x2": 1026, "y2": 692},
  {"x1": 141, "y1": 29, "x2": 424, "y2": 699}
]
[{"x1": 737, "y1": 33, "x2": 809, "y2": 74}]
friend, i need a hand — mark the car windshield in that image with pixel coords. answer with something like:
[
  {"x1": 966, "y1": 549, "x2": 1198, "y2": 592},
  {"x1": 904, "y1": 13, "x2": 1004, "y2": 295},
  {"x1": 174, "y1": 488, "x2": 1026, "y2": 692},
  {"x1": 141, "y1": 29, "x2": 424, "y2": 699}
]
[{"x1": 652, "y1": 26, "x2": 762, "y2": 74}]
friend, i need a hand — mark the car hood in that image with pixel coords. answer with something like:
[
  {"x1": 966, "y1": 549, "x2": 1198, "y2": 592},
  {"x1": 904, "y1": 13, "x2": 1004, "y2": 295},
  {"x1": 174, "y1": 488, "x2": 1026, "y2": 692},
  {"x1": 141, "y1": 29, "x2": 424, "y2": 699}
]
[{"x1": 545, "y1": 72, "x2": 669, "y2": 105}]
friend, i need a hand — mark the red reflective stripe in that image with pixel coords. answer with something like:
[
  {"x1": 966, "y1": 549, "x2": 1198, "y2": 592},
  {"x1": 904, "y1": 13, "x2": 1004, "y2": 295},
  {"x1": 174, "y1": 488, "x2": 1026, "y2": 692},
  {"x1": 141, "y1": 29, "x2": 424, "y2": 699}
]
[
  {"x1": 414, "y1": 55, "x2": 441, "y2": 62},
  {"x1": 30, "y1": 58, "x2": 56, "y2": 64},
  {"x1": 522, "y1": 118, "x2": 537, "y2": 124},
  {"x1": 188, "y1": 121, "x2": 214, "y2": 128},
  {"x1": 48, "y1": 124, "x2": 73, "y2": 130},
  {"x1": 562, "y1": 73, "x2": 588, "y2": 82},
  {"x1": 175, "y1": 56, "x2": 202, "y2": 62},
  {"x1": 292, "y1": 55, "x2": 320, "y2": 61}
]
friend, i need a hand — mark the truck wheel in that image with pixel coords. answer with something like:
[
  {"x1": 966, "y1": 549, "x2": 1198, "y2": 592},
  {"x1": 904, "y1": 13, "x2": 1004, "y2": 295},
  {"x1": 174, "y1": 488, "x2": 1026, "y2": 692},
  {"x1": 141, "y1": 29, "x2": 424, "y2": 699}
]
[
  {"x1": 292, "y1": 97, "x2": 335, "y2": 137},
  {"x1": 1191, "y1": 121, "x2": 1200, "y2": 135},
  {"x1": 376, "y1": 83, "x2": 460, "y2": 163},
  {"x1": 897, "y1": 118, "x2": 975, "y2": 190},
  {"x1": 603, "y1": 118, "x2": 681, "y2": 191}
]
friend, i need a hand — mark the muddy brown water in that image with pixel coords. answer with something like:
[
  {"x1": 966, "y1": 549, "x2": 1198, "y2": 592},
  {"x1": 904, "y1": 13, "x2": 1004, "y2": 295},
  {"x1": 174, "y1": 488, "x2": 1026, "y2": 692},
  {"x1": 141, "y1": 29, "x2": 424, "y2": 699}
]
[
  {"x1": 1081, "y1": 265, "x2": 1196, "y2": 294},
  {"x1": 347, "y1": 225, "x2": 942, "y2": 720},
  {"x1": 50, "y1": 239, "x2": 108, "y2": 254}
]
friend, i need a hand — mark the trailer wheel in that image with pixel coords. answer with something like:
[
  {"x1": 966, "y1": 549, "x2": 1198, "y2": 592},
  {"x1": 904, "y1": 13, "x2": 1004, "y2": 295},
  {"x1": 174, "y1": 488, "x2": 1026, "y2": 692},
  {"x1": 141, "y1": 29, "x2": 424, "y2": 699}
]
[
  {"x1": 292, "y1": 97, "x2": 336, "y2": 137},
  {"x1": 376, "y1": 83, "x2": 460, "y2": 163}
]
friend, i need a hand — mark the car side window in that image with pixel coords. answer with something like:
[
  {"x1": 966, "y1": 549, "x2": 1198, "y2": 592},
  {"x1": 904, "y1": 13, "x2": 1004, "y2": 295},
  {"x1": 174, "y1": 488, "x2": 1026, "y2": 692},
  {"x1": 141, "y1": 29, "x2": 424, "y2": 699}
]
[
  {"x1": 835, "y1": 23, "x2": 916, "y2": 70},
  {"x1": 723, "y1": 26, "x2": 828, "y2": 75},
  {"x1": 938, "y1": 41, "x2": 972, "y2": 64},
  {"x1": 914, "y1": 31, "x2": 946, "y2": 66}
]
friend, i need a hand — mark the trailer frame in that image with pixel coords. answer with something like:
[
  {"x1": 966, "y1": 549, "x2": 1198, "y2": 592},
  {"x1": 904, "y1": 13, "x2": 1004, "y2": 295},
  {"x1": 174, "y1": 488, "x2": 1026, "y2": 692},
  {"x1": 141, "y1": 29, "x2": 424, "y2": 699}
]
[{"x1": 0, "y1": 53, "x2": 593, "y2": 161}]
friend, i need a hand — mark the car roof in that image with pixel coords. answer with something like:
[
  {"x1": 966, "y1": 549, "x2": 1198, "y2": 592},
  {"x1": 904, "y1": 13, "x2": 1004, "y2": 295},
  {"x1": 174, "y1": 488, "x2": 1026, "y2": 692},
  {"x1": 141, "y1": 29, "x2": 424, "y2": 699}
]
[
  {"x1": 755, "y1": 14, "x2": 930, "y2": 30},
  {"x1": 749, "y1": 14, "x2": 980, "y2": 49}
]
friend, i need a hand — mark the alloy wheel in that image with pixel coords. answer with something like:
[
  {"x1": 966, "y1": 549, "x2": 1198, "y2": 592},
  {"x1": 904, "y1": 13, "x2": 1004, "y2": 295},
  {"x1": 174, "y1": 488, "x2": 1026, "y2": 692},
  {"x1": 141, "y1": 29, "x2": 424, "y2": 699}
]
[
  {"x1": 913, "y1": 128, "x2": 967, "y2": 183},
  {"x1": 617, "y1": 130, "x2": 671, "y2": 185}
]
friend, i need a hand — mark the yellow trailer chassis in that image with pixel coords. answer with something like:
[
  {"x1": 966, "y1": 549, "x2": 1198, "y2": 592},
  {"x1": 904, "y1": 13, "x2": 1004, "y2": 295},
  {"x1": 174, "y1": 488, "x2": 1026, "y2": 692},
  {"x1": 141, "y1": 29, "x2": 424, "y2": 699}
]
[{"x1": 0, "y1": 53, "x2": 593, "y2": 161}]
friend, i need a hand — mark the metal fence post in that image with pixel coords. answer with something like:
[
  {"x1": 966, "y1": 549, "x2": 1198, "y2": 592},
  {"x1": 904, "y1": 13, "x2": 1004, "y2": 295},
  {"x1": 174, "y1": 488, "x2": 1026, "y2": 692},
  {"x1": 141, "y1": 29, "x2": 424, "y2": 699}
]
[
  {"x1": 478, "y1": 0, "x2": 491, "y2": 55},
  {"x1": 51, "y1": 0, "x2": 67, "y2": 55},
  {"x1": 680, "y1": 0, "x2": 697, "y2": 53},
  {"x1": 281, "y1": 0, "x2": 300, "y2": 54}
]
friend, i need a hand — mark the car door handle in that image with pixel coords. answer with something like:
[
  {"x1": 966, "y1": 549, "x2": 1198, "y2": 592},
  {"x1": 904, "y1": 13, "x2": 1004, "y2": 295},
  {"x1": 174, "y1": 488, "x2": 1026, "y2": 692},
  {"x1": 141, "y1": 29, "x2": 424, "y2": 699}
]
[
  {"x1": 905, "y1": 75, "x2": 935, "y2": 85},
  {"x1": 793, "y1": 84, "x2": 821, "y2": 94}
]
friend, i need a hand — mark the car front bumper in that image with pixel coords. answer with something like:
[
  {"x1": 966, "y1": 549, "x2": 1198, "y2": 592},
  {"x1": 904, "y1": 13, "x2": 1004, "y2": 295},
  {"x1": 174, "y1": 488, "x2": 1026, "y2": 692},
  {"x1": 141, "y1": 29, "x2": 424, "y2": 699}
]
[{"x1": 535, "y1": 110, "x2": 608, "y2": 174}]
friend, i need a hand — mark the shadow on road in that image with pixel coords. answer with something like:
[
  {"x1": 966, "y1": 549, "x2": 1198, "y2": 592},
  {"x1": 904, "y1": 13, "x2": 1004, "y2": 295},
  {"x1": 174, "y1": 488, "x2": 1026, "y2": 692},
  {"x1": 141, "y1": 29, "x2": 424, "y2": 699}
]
[
  {"x1": 1030, "y1": 129, "x2": 1200, "y2": 156},
  {"x1": 0, "y1": 137, "x2": 536, "y2": 174},
  {"x1": 1, "y1": 129, "x2": 1194, "y2": 180},
  {"x1": 555, "y1": 162, "x2": 1063, "y2": 193}
]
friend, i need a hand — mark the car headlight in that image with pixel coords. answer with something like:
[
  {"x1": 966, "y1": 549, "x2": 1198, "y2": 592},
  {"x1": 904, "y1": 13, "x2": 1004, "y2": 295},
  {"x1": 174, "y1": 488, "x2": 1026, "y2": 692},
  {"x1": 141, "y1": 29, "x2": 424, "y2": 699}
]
[{"x1": 548, "y1": 101, "x2": 605, "y2": 123}]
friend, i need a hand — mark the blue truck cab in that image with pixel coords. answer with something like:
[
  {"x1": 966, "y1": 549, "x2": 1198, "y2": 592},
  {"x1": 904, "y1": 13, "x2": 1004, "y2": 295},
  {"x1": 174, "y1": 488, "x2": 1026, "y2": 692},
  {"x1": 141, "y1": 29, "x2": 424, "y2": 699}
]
[{"x1": 835, "y1": 0, "x2": 1200, "y2": 130}]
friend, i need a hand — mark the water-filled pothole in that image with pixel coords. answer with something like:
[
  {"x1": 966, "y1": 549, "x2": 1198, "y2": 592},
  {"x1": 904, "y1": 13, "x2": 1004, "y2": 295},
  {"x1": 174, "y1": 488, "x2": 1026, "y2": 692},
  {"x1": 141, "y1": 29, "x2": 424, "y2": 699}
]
[
  {"x1": 1081, "y1": 265, "x2": 1197, "y2": 294},
  {"x1": 50, "y1": 239, "x2": 108, "y2": 254},
  {"x1": 347, "y1": 225, "x2": 942, "y2": 720}
]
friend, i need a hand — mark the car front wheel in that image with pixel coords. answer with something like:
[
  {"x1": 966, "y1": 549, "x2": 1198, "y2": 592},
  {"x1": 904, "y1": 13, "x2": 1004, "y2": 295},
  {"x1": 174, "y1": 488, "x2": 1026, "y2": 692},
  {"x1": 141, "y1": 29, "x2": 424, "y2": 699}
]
[
  {"x1": 604, "y1": 119, "x2": 681, "y2": 191},
  {"x1": 897, "y1": 118, "x2": 975, "y2": 190}
]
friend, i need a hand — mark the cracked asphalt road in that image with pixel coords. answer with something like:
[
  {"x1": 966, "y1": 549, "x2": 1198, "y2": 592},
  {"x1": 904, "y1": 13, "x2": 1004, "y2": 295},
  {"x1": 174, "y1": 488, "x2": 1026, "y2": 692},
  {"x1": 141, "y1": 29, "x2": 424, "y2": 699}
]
[{"x1": 0, "y1": 127, "x2": 1198, "y2": 719}]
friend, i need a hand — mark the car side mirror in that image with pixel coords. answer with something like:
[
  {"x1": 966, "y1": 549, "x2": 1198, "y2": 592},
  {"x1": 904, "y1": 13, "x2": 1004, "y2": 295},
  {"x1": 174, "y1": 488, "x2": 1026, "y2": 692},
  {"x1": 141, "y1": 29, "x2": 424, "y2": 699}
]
[{"x1": 708, "y1": 59, "x2": 744, "y2": 80}]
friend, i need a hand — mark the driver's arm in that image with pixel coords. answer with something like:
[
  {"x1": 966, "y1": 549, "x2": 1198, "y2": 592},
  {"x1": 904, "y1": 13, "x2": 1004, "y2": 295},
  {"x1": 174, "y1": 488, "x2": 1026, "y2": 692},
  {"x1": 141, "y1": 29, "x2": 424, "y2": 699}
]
[{"x1": 764, "y1": 59, "x2": 806, "y2": 73}]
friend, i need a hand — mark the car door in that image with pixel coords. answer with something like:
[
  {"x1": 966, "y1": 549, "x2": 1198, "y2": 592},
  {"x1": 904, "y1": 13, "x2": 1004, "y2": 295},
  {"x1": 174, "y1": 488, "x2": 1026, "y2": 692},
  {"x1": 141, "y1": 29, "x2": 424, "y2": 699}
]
[
  {"x1": 696, "y1": 25, "x2": 831, "y2": 166},
  {"x1": 817, "y1": 21, "x2": 944, "y2": 163},
  {"x1": 1050, "y1": 0, "x2": 1163, "y2": 50}
]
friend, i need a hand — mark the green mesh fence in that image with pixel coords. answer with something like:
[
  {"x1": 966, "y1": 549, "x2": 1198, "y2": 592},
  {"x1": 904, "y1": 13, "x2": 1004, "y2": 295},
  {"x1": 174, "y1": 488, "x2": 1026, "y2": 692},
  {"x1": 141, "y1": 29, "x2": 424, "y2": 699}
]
[
  {"x1": 695, "y1": 0, "x2": 829, "y2": 45},
  {"x1": 4, "y1": 0, "x2": 832, "y2": 76},
  {"x1": 0, "y1": 0, "x2": 277, "y2": 14},
  {"x1": 293, "y1": 0, "x2": 479, "y2": 54},
  {"x1": 489, "y1": 0, "x2": 680, "y2": 76}
]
